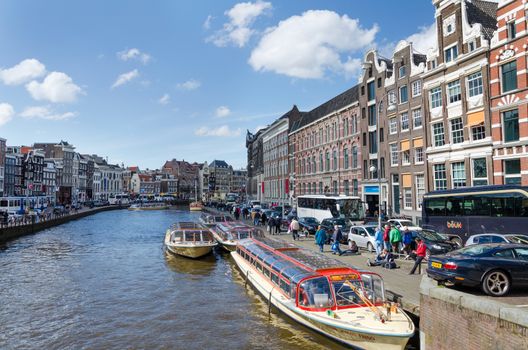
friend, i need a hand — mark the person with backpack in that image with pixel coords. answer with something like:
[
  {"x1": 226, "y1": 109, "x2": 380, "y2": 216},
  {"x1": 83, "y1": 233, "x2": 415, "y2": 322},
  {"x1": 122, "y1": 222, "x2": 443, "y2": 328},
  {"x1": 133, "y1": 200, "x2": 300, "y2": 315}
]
[
  {"x1": 383, "y1": 224, "x2": 391, "y2": 251},
  {"x1": 331, "y1": 225, "x2": 343, "y2": 255},
  {"x1": 374, "y1": 226, "x2": 384, "y2": 256},
  {"x1": 402, "y1": 227, "x2": 413, "y2": 258},
  {"x1": 315, "y1": 225, "x2": 326, "y2": 252},
  {"x1": 389, "y1": 224, "x2": 402, "y2": 254}
]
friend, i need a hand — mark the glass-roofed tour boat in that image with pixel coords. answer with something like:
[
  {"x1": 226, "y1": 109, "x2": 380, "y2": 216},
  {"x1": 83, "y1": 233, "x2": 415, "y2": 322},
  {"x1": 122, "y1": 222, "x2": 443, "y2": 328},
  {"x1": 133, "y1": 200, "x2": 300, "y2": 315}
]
[
  {"x1": 164, "y1": 222, "x2": 217, "y2": 258},
  {"x1": 232, "y1": 237, "x2": 415, "y2": 350},
  {"x1": 209, "y1": 222, "x2": 262, "y2": 252},
  {"x1": 199, "y1": 212, "x2": 234, "y2": 227}
]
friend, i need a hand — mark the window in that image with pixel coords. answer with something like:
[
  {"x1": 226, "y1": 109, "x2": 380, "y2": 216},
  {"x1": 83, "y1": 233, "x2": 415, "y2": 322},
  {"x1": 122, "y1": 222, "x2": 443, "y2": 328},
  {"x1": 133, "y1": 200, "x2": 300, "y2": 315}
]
[
  {"x1": 377, "y1": 77, "x2": 382, "y2": 88},
  {"x1": 389, "y1": 118, "x2": 398, "y2": 134},
  {"x1": 430, "y1": 86, "x2": 442, "y2": 109},
  {"x1": 412, "y1": 109, "x2": 422, "y2": 128},
  {"x1": 319, "y1": 152, "x2": 323, "y2": 172},
  {"x1": 388, "y1": 90, "x2": 397, "y2": 105},
  {"x1": 402, "y1": 150, "x2": 410, "y2": 165},
  {"x1": 344, "y1": 119, "x2": 349, "y2": 136},
  {"x1": 433, "y1": 122, "x2": 445, "y2": 146},
  {"x1": 507, "y1": 21, "x2": 516, "y2": 40},
  {"x1": 501, "y1": 61, "x2": 517, "y2": 93},
  {"x1": 379, "y1": 128, "x2": 384, "y2": 142},
  {"x1": 333, "y1": 180, "x2": 338, "y2": 194},
  {"x1": 404, "y1": 188, "x2": 412, "y2": 209},
  {"x1": 401, "y1": 112, "x2": 409, "y2": 131},
  {"x1": 363, "y1": 160, "x2": 368, "y2": 179},
  {"x1": 468, "y1": 40, "x2": 476, "y2": 52},
  {"x1": 368, "y1": 104, "x2": 377, "y2": 126},
  {"x1": 447, "y1": 80, "x2": 461, "y2": 104},
  {"x1": 415, "y1": 174, "x2": 425, "y2": 209},
  {"x1": 471, "y1": 125, "x2": 485, "y2": 141},
  {"x1": 450, "y1": 118, "x2": 464, "y2": 144},
  {"x1": 415, "y1": 147, "x2": 424, "y2": 163},
  {"x1": 352, "y1": 146, "x2": 358, "y2": 168},
  {"x1": 369, "y1": 131, "x2": 377, "y2": 154},
  {"x1": 319, "y1": 181, "x2": 323, "y2": 194},
  {"x1": 412, "y1": 80, "x2": 422, "y2": 97},
  {"x1": 344, "y1": 148, "x2": 349, "y2": 169},
  {"x1": 434, "y1": 164, "x2": 447, "y2": 190},
  {"x1": 444, "y1": 45, "x2": 458, "y2": 63},
  {"x1": 367, "y1": 81, "x2": 375, "y2": 101},
  {"x1": 399, "y1": 65, "x2": 406, "y2": 78},
  {"x1": 353, "y1": 179, "x2": 358, "y2": 196},
  {"x1": 361, "y1": 107, "x2": 366, "y2": 119},
  {"x1": 399, "y1": 85, "x2": 408, "y2": 103},
  {"x1": 504, "y1": 159, "x2": 521, "y2": 185},
  {"x1": 431, "y1": 58, "x2": 437, "y2": 69},
  {"x1": 451, "y1": 162, "x2": 466, "y2": 188},
  {"x1": 503, "y1": 109, "x2": 519, "y2": 142},
  {"x1": 472, "y1": 158, "x2": 488, "y2": 186},
  {"x1": 390, "y1": 143, "x2": 399, "y2": 166},
  {"x1": 351, "y1": 115, "x2": 357, "y2": 134},
  {"x1": 467, "y1": 72, "x2": 483, "y2": 97},
  {"x1": 361, "y1": 86, "x2": 365, "y2": 96},
  {"x1": 362, "y1": 132, "x2": 367, "y2": 146},
  {"x1": 333, "y1": 150, "x2": 338, "y2": 170},
  {"x1": 344, "y1": 180, "x2": 350, "y2": 195},
  {"x1": 325, "y1": 152, "x2": 330, "y2": 171}
]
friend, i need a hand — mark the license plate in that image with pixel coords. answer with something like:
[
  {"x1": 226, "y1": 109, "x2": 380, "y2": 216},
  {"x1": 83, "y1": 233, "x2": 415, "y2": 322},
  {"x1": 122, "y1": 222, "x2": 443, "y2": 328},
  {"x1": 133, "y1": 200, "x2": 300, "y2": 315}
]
[{"x1": 431, "y1": 262, "x2": 442, "y2": 269}]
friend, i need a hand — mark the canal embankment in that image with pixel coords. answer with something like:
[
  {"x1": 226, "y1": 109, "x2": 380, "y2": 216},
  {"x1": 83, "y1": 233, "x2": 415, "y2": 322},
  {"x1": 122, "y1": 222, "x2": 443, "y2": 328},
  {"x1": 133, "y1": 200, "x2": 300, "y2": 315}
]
[{"x1": 0, "y1": 206, "x2": 123, "y2": 243}]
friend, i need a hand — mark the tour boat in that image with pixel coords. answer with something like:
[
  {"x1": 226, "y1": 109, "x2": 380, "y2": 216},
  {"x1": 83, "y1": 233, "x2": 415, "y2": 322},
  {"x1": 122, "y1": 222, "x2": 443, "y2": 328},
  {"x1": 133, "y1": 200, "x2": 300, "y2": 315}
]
[
  {"x1": 209, "y1": 222, "x2": 262, "y2": 252},
  {"x1": 189, "y1": 201, "x2": 203, "y2": 211},
  {"x1": 164, "y1": 222, "x2": 217, "y2": 258},
  {"x1": 199, "y1": 213, "x2": 234, "y2": 227},
  {"x1": 128, "y1": 203, "x2": 169, "y2": 211},
  {"x1": 231, "y1": 237, "x2": 415, "y2": 350}
]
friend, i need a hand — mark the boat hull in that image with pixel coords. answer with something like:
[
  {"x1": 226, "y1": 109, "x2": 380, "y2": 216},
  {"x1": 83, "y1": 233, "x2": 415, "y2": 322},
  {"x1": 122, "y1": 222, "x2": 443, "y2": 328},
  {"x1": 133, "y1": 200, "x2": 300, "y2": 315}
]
[
  {"x1": 128, "y1": 206, "x2": 169, "y2": 211},
  {"x1": 210, "y1": 231, "x2": 236, "y2": 252},
  {"x1": 231, "y1": 252, "x2": 413, "y2": 350},
  {"x1": 166, "y1": 244, "x2": 215, "y2": 258},
  {"x1": 189, "y1": 207, "x2": 202, "y2": 211}
]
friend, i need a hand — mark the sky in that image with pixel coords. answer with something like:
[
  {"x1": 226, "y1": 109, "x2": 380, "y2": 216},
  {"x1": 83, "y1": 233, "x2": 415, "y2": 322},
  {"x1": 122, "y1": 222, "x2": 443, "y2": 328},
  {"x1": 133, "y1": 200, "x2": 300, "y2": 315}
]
[{"x1": 0, "y1": 0, "x2": 436, "y2": 170}]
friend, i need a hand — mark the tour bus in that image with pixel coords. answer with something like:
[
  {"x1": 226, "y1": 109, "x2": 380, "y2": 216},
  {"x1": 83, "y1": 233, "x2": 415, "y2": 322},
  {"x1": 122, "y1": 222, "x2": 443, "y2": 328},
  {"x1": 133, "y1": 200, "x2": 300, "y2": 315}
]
[
  {"x1": 296, "y1": 195, "x2": 364, "y2": 224},
  {"x1": 108, "y1": 193, "x2": 130, "y2": 205},
  {"x1": 422, "y1": 185, "x2": 528, "y2": 246},
  {"x1": 0, "y1": 196, "x2": 55, "y2": 214}
]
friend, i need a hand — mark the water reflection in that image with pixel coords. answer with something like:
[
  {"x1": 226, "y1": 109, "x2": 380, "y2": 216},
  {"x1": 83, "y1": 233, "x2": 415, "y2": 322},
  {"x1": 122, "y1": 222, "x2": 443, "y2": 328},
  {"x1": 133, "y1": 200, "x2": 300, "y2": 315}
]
[{"x1": 164, "y1": 249, "x2": 217, "y2": 276}]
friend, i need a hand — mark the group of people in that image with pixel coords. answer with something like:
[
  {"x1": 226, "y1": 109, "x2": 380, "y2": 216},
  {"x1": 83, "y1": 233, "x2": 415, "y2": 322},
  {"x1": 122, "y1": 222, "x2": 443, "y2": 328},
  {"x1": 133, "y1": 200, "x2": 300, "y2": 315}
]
[{"x1": 312, "y1": 224, "x2": 359, "y2": 256}]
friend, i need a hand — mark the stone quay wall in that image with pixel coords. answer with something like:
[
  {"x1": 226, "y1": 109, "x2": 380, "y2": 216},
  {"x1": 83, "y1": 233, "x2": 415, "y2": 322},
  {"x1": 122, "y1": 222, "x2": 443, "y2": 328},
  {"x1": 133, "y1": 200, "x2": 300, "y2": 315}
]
[{"x1": 420, "y1": 276, "x2": 528, "y2": 350}]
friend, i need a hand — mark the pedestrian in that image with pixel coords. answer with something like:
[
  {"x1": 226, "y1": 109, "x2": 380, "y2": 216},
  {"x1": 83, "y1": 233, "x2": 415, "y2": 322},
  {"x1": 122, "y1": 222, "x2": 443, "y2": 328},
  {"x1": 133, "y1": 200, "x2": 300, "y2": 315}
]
[
  {"x1": 331, "y1": 225, "x2": 343, "y2": 255},
  {"x1": 267, "y1": 216, "x2": 275, "y2": 234},
  {"x1": 234, "y1": 207, "x2": 240, "y2": 220},
  {"x1": 253, "y1": 211, "x2": 261, "y2": 226},
  {"x1": 315, "y1": 225, "x2": 326, "y2": 252},
  {"x1": 275, "y1": 216, "x2": 281, "y2": 234},
  {"x1": 261, "y1": 211, "x2": 267, "y2": 226},
  {"x1": 290, "y1": 217, "x2": 300, "y2": 240},
  {"x1": 374, "y1": 226, "x2": 384, "y2": 256},
  {"x1": 402, "y1": 227, "x2": 413, "y2": 258},
  {"x1": 389, "y1": 224, "x2": 402, "y2": 254},
  {"x1": 243, "y1": 207, "x2": 248, "y2": 220},
  {"x1": 383, "y1": 224, "x2": 391, "y2": 251},
  {"x1": 409, "y1": 238, "x2": 427, "y2": 275}
]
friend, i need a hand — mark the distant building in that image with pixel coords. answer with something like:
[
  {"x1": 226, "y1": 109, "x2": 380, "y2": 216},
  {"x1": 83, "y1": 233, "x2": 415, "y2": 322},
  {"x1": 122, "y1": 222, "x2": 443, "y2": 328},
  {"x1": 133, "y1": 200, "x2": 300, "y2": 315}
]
[
  {"x1": 246, "y1": 129, "x2": 266, "y2": 201},
  {"x1": 208, "y1": 160, "x2": 232, "y2": 199},
  {"x1": 0, "y1": 137, "x2": 5, "y2": 197},
  {"x1": 162, "y1": 159, "x2": 199, "y2": 198}
]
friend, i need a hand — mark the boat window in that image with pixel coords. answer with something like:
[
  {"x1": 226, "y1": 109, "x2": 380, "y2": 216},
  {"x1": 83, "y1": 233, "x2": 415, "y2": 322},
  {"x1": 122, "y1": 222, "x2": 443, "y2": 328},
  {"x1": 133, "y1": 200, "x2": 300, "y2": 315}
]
[
  {"x1": 185, "y1": 232, "x2": 199, "y2": 242},
  {"x1": 290, "y1": 282, "x2": 297, "y2": 299},
  {"x1": 360, "y1": 273, "x2": 385, "y2": 304},
  {"x1": 298, "y1": 277, "x2": 333, "y2": 308},
  {"x1": 271, "y1": 272, "x2": 280, "y2": 285},
  {"x1": 279, "y1": 278, "x2": 290, "y2": 295},
  {"x1": 263, "y1": 267, "x2": 271, "y2": 278},
  {"x1": 172, "y1": 232, "x2": 183, "y2": 242}
]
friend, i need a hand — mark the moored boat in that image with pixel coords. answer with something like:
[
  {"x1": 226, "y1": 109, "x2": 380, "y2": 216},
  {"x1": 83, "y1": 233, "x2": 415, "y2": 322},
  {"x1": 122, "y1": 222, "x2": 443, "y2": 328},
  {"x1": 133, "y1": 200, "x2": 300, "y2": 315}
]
[
  {"x1": 189, "y1": 201, "x2": 203, "y2": 211},
  {"x1": 199, "y1": 213, "x2": 234, "y2": 227},
  {"x1": 231, "y1": 237, "x2": 415, "y2": 350},
  {"x1": 164, "y1": 222, "x2": 217, "y2": 258},
  {"x1": 210, "y1": 222, "x2": 262, "y2": 252},
  {"x1": 128, "y1": 203, "x2": 169, "y2": 211}
]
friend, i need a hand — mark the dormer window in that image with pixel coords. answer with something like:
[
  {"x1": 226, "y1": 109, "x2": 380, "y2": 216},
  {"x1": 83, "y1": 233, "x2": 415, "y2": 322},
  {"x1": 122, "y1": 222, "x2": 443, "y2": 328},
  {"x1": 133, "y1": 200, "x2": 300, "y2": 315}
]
[
  {"x1": 468, "y1": 40, "x2": 476, "y2": 52},
  {"x1": 444, "y1": 45, "x2": 458, "y2": 63},
  {"x1": 399, "y1": 66, "x2": 406, "y2": 78}
]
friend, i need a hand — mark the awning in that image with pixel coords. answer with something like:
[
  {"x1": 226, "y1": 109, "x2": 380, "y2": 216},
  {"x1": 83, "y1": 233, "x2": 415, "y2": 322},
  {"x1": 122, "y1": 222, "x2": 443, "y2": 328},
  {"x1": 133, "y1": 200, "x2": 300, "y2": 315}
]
[
  {"x1": 413, "y1": 138, "x2": 423, "y2": 148},
  {"x1": 402, "y1": 174, "x2": 412, "y2": 188},
  {"x1": 467, "y1": 110, "x2": 485, "y2": 127},
  {"x1": 401, "y1": 140, "x2": 410, "y2": 151}
]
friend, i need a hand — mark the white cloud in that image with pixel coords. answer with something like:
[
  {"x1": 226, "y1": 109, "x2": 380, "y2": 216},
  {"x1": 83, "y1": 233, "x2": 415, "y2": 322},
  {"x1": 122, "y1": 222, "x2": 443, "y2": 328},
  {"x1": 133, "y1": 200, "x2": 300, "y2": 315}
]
[
  {"x1": 158, "y1": 93, "x2": 170, "y2": 105},
  {"x1": 117, "y1": 48, "x2": 152, "y2": 64},
  {"x1": 207, "y1": 1, "x2": 272, "y2": 47},
  {"x1": 0, "y1": 59, "x2": 46, "y2": 85},
  {"x1": 215, "y1": 106, "x2": 231, "y2": 118},
  {"x1": 249, "y1": 10, "x2": 378, "y2": 79},
  {"x1": 177, "y1": 79, "x2": 201, "y2": 90},
  {"x1": 20, "y1": 106, "x2": 76, "y2": 120},
  {"x1": 203, "y1": 15, "x2": 213, "y2": 30},
  {"x1": 26, "y1": 72, "x2": 83, "y2": 103},
  {"x1": 0, "y1": 103, "x2": 14, "y2": 126},
  {"x1": 111, "y1": 69, "x2": 139, "y2": 89},
  {"x1": 195, "y1": 125, "x2": 241, "y2": 137},
  {"x1": 407, "y1": 23, "x2": 437, "y2": 53}
]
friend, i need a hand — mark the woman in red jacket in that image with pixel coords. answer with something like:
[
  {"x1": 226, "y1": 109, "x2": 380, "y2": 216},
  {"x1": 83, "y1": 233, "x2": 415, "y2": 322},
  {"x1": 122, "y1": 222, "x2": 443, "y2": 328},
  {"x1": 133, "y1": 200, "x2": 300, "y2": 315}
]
[{"x1": 409, "y1": 238, "x2": 426, "y2": 275}]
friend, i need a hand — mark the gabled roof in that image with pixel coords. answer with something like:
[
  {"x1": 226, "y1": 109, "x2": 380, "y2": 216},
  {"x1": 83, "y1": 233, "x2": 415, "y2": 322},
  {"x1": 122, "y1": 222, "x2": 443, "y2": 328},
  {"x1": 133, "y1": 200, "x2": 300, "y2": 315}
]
[
  {"x1": 467, "y1": 0, "x2": 498, "y2": 40},
  {"x1": 209, "y1": 159, "x2": 229, "y2": 168}
]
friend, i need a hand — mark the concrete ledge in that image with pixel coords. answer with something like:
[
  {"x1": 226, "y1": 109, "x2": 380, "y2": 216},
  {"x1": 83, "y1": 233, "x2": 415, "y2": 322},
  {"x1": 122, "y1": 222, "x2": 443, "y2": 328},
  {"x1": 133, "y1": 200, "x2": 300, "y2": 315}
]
[{"x1": 500, "y1": 306, "x2": 528, "y2": 328}]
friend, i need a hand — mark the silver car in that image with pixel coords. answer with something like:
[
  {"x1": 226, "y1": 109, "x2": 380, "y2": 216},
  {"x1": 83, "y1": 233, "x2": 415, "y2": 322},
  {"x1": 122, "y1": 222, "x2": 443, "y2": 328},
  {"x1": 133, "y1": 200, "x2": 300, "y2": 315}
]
[
  {"x1": 348, "y1": 225, "x2": 378, "y2": 252},
  {"x1": 464, "y1": 233, "x2": 528, "y2": 246}
]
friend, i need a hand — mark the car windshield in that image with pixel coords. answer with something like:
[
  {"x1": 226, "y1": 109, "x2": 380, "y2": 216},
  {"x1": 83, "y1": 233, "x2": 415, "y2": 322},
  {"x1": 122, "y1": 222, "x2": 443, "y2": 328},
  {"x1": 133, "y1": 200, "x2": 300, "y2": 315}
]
[
  {"x1": 303, "y1": 217, "x2": 319, "y2": 225},
  {"x1": 332, "y1": 219, "x2": 347, "y2": 227},
  {"x1": 364, "y1": 227, "x2": 376, "y2": 236},
  {"x1": 505, "y1": 235, "x2": 528, "y2": 244},
  {"x1": 452, "y1": 245, "x2": 495, "y2": 256},
  {"x1": 420, "y1": 230, "x2": 445, "y2": 242}
]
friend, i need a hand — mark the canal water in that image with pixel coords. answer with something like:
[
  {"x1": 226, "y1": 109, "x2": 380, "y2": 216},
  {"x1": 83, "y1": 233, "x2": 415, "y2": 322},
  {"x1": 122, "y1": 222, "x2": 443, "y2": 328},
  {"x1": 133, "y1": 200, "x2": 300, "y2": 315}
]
[{"x1": 0, "y1": 209, "x2": 351, "y2": 350}]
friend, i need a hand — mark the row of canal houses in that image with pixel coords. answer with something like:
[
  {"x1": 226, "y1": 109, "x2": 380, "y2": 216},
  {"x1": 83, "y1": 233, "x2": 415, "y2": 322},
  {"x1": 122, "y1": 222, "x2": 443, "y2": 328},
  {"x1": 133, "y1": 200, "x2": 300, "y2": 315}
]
[{"x1": 247, "y1": 0, "x2": 527, "y2": 225}]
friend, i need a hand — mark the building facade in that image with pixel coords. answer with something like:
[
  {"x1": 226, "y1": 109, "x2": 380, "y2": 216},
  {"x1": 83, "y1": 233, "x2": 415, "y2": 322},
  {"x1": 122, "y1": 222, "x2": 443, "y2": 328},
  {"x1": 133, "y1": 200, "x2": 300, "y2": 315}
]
[
  {"x1": 246, "y1": 128, "x2": 266, "y2": 201},
  {"x1": 0, "y1": 137, "x2": 5, "y2": 197}
]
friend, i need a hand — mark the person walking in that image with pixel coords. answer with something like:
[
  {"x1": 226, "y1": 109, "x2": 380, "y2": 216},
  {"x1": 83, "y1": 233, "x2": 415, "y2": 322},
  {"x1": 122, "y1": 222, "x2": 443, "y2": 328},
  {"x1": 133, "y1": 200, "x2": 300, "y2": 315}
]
[
  {"x1": 315, "y1": 225, "x2": 326, "y2": 252},
  {"x1": 261, "y1": 211, "x2": 267, "y2": 226},
  {"x1": 253, "y1": 211, "x2": 261, "y2": 226},
  {"x1": 402, "y1": 227, "x2": 413, "y2": 258},
  {"x1": 290, "y1": 217, "x2": 300, "y2": 240},
  {"x1": 374, "y1": 226, "x2": 384, "y2": 256},
  {"x1": 275, "y1": 216, "x2": 282, "y2": 234},
  {"x1": 409, "y1": 238, "x2": 427, "y2": 275},
  {"x1": 331, "y1": 225, "x2": 343, "y2": 255},
  {"x1": 234, "y1": 207, "x2": 240, "y2": 220},
  {"x1": 389, "y1": 224, "x2": 402, "y2": 254},
  {"x1": 383, "y1": 224, "x2": 391, "y2": 251},
  {"x1": 267, "y1": 216, "x2": 275, "y2": 234}
]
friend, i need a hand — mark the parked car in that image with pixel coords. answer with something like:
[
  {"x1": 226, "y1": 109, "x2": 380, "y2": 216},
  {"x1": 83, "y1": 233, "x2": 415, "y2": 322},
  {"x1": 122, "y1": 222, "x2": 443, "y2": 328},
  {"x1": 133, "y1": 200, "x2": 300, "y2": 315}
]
[
  {"x1": 320, "y1": 218, "x2": 349, "y2": 244},
  {"x1": 427, "y1": 243, "x2": 528, "y2": 297},
  {"x1": 409, "y1": 229, "x2": 458, "y2": 259},
  {"x1": 348, "y1": 225, "x2": 377, "y2": 252},
  {"x1": 387, "y1": 218, "x2": 422, "y2": 231},
  {"x1": 298, "y1": 217, "x2": 320, "y2": 237},
  {"x1": 464, "y1": 233, "x2": 528, "y2": 247}
]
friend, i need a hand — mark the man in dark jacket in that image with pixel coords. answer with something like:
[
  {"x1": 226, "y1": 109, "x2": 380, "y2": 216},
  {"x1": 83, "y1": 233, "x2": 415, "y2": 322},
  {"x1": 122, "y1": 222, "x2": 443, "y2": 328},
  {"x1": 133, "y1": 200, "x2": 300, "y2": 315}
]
[{"x1": 331, "y1": 225, "x2": 343, "y2": 255}]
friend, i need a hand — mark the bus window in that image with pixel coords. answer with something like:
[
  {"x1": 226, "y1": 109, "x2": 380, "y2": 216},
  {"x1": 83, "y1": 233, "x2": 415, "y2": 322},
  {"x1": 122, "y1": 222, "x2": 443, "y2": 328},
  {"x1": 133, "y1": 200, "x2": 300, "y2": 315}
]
[
  {"x1": 491, "y1": 197, "x2": 516, "y2": 217},
  {"x1": 446, "y1": 197, "x2": 463, "y2": 216},
  {"x1": 425, "y1": 199, "x2": 446, "y2": 216},
  {"x1": 517, "y1": 198, "x2": 528, "y2": 217}
]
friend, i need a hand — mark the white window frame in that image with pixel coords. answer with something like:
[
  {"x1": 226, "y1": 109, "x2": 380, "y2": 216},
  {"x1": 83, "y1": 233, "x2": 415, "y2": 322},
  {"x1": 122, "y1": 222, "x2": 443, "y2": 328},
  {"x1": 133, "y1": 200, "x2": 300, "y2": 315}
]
[
  {"x1": 451, "y1": 162, "x2": 466, "y2": 188},
  {"x1": 450, "y1": 117, "x2": 464, "y2": 144},
  {"x1": 412, "y1": 108, "x2": 422, "y2": 129},
  {"x1": 430, "y1": 86, "x2": 442, "y2": 109},
  {"x1": 412, "y1": 80, "x2": 422, "y2": 97},
  {"x1": 399, "y1": 85, "x2": 408, "y2": 104},
  {"x1": 404, "y1": 188, "x2": 412, "y2": 210},
  {"x1": 399, "y1": 65, "x2": 406, "y2": 79},
  {"x1": 400, "y1": 112, "x2": 409, "y2": 131},
  {"x1": 471, "y1": 158, "x2": 488, "y2": 186},
  {"x1": 471, "y1": 124, "x2": 485, "y2": 141},
  {"x1": 390, "y1": 143, "x2": 399, "y2": 166},
  {"x1": 432, "y1": 122, "x2": 445, "y2": 147},
  {"x1": 415, "y1": 174, "x2": 425, "y2": 209},
  {"x1": 447, "y1": 80, "x2": 461, "y2": 104},
  {"x1": 388, "y1": 90, "x2": 397, "y2": 106},
  {"x1": 444, "y1": 44, "x2": 458, "y2": 63},
  {"x1": 402, "y1": 149, "x2": 411, "y2": 165},
  {"x1": 414, "y1": 147, "x2": 424, "y2": 164},
  {"x1": 434, "y1": 164, "x2": 447, "y2": 191},
  {"x1": 389, "y1": 117, "x2": 398, "y2": 134},
  {"x1": 467, "y1": 72, "x2": 483, "y2": 97}
]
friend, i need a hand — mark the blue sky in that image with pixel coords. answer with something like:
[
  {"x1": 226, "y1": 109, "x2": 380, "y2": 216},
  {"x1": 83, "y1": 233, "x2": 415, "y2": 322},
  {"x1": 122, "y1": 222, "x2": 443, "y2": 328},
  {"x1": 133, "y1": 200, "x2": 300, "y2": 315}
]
[{"x1": 0, "y1": 0, "x2": 435, "y2": 169}]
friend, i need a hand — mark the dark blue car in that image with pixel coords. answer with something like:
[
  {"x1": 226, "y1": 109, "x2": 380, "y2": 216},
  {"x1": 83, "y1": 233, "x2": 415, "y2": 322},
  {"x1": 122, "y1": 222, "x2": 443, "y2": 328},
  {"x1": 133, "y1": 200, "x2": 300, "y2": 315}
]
[{"x1": 427, "y1": 243, "x2": 528, "y2": 297}]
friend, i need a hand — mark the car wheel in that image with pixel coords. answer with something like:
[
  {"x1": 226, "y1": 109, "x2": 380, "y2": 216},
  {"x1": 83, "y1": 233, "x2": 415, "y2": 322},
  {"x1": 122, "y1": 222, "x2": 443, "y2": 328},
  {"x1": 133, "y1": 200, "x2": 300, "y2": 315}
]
[
  {"x1": 482, "y1": 270, "x2": 510, "y2": 297},
  {"x1": 425, "y1": 249, "x2": 431, "y2": 261},
  {"x1": 366, "y1": 242, "x2": 374, "y2": 253},
  {"x1": 450, "y1": 237, "x2": 462, "y2": 248}
]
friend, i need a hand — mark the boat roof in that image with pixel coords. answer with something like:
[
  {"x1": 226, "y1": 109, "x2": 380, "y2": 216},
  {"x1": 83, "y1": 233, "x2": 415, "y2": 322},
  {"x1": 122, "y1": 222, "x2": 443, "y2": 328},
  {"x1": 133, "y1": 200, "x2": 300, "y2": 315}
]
[
  {"x1": 170, "y1": 221, "x2": 210, "y2": 232},
  {"x1": 216, "y1": 221, "x2": 255, "y2": 231}
]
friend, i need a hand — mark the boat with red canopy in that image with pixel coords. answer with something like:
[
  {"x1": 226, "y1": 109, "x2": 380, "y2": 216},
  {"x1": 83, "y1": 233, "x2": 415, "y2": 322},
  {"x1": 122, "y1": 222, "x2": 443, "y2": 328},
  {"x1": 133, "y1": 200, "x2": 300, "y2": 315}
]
[{"x1": 232, "y1": 237, "x2": 414, "y2": 349}]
